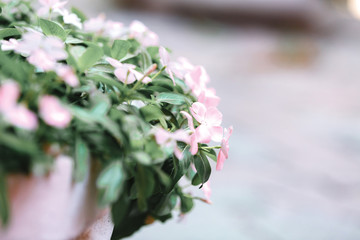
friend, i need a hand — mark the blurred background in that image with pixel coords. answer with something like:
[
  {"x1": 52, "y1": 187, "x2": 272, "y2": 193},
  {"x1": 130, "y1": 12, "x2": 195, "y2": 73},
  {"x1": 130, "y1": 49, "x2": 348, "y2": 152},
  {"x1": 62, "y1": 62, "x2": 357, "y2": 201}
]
[{"x1": 69, "y1": 0, "x2": 360, "y2": 239}]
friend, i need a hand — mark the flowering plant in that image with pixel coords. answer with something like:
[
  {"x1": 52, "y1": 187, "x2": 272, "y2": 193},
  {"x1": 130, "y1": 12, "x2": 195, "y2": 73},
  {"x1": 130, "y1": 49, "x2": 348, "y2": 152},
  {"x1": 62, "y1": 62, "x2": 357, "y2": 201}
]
[{"x1": 0, "y1": 0, "x2": 232, "y2": 238}]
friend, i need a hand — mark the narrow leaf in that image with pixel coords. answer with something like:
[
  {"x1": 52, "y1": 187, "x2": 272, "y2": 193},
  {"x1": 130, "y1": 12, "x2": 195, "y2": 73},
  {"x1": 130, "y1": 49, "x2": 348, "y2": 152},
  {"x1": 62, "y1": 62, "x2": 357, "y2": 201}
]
[{"x1": 0, "y1": 28, "x2": 20, "y2": 39}]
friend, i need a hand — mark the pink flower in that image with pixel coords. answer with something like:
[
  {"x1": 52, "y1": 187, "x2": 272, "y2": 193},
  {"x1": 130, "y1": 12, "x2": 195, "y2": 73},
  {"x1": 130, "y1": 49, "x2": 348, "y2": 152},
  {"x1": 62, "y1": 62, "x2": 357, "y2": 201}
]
[
  {"x1": 198, "y1": 87, "x2": 220, "y2": 108},
  {"x1": 202, "y1": 181, "x2": 212, "y2": 204},
  {"x1": 84, "y1": 14, "x2": 106, "y2": 34},
  {"x1": 154, "y1": 127, "x2": 190, "y2": 159},
  {"x1": 56, "y1": 9, "x2": 82, "y2": 29},
  {"x1": 181, "y1": 103, "x2": 223, "y2": 155},
  {"x1": 190, "y1": 102, "x2": 223, "y2": 143},
  {"x1": 169, "y1": 57, "x2": 194, "y2": 79},
  {"x1": 180, "y1": 111, "x2": 199, "y2": 155},
  {"x1": 185, "y1": 66, "x2": 210, "y2": 97},
  {"x1": 0, "y1": 81, "x2": 38, "y2": 130},
  {"x1": 28, "y1": 49, "x2": 57, "y2": 71},
  {"x1": 84, "y1": 15, "x2": 124, "y2": 39},
  {"x1": 129, "y1": 20, "x2": 159, "y2": 47},
  {"x1": 159, "y1": 46, "x2": 175, "y2": 85},
  {"x1": 216, "y1": 126, "x2": 233, "y2": 171},
  {"x1": 38, "y1": 0, "x2": 68, "y2": 16},
  {"x1": 106, "y1": 57, "x2": 151, "y2": 84},
  {"x1": 104, "y1": 20, "x2": 124, "y2": 39},
  {"x1": 0, "y1": 81, "x2": 20, "y2": 113},
  {"x1": 5, "y1": 105, "x2": 39, "y2": 130},
  {"x1": 15, "y1": 32, "x2": 67, "y2": 71},
  {"x1": 39, "y1": 95, "x2": 72, "y2": 129},
  {"x1": 1, "y1": 39, "x2": 19, "y2": 51},
  {"x1": 56, "y1": 65, "x2": 79, "y2": 87}
]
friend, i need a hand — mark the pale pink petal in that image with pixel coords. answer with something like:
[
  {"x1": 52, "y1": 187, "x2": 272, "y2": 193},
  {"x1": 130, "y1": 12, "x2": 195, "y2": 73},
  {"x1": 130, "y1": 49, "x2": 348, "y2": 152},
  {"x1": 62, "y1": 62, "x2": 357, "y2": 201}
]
[
  {"x1": 39, "y1": 95, "x2": 72, "y2": 129},
  {"x1": 210, "y1": 126, "x2": 223, "y2": 142},
  {"x1": 57, "y1": 9, "x2": 82, "y2": 29},
  {"x1": 195, "y1": 125, "x2": 211, "y2": 144},
  {"x1": 216, "y1": 150, "x2": 226, "y2": 171},
  {"x1": 56, "y1": 65, "x2": 79, "y2": 87},
  {"x1": 202, "y1": 182, "x2": 212, "y2": 204},
  {"x1": 159, "y1": 47, "x2": 169, "y2": 66},
  {"x1": 16, "y1": 32, "x2": 43, "y2": 55},
  {"x1": 190, "y1": 102, "x2": 207, "y2": 124},
  {"x1": 154, "y1": 128, "x2": 171, "y2": 145},
  {"x1": 105, "y1": 57, "x2": 122, "y2": 68},
  {"x1": 172, "y1": 129, "x2": 190, "y2": 144},
  {"x1": 166, "y1": 68, "x2": 175, "y2": 86},
  {"x1": 190, "y1": 134, "x2": 198, "y2": 155},
  {"x1": 115, "y1": 67, "x2": 136, "y2": 84},
  {"x1": 28, "y1": 49, "x2": 56, "y2": 71},
  {"x1": 43, "y1": 37, "x2": 67, "y2": 60},
  {"x1": 205, "y1": 107, "x2": 222, "y2": 126},
  {"x1": 1, "y1": 39, "x2": 19, "y2": 51},
  {"x1": 142, "y1": 31, "x2": 159, "y2": 47},
  {"x1": 104, "y1": 20, "x2": 124, "y2": 39},
  {"x1": 180, "y1": 111, "x2": 194, "y2": 131},
  {"x1": 199, "y1": 66, "x2": 210, "y2": 85},
  {"x1": 84, "y1": 14, "x2": 106, "y2": 33},
  {"x1": 198, "y1": 88, "x2": 220, "y2": 108},
  {"x1": 225, "y1": 126, "x2": 234, "y2": 141},
  {"x1": 5, "y1": 105, "x2": 38, "y2": 130},
  {"x1": 129, "y1": 69, "x2": 151, "y2": 84},
  {"x1": 129, "y1": 20, "x2": 148, "y2": 37},
  {"x1": 216, "y1": 126, "x2": 233, "y2": 170},
  {"x1": 0, "y1": 81, "x2": 20, "y2": 113},
  {"x1": 174, "y1": 146, "x2": 183, "y2": 160}
]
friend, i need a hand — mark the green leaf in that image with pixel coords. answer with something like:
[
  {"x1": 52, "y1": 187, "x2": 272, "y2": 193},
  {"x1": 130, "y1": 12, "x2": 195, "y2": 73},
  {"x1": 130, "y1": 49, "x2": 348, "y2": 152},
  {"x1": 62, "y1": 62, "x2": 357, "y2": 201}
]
[
  {"x1": 90, "y1": 93, "x2": 111, "y2": 117},
  {"x1": 39, "y1": 18, "x2": 67, "y2": 41},
  {"x1": 157, "y1": 92, "x2": 187, "y2": 105},
  {"x1": 0, "y1": 132, "x2": 38, "y2": 155},
  {"x1": 0, "y1": 167, "x2": 9, "y2": 226},
  {"x1": 144, "y1": 141, "x2": 166, "y2": 163},
  {"x1": 0, "y1": 28, "x2": 20, "y2": 39},
  {"x1": 193, "y1": 152, "x2": 211, "y2": 186},
  {"x1": 97, "y1": 161, "x2": 126, "y2": 205},
  {"x1": 132, "y1": 152, "x2": 151, "y2": 165},
  {"x1": 135, "y1": 165, "x2": 155, "y2": 211},
  {"x1": 191, "y1": 173, "x2": 202, "y2": 186},
  {"x1": 154, "y1": 168, "x2": 172, "y2": 189},
  {"x1": 111, "y1": 193, "x2": 131, "y2": 226},
  {"x1": 201, "y1": 148, "x2": 217, "y2": 162},
  {"x1": 88, "y1": 73, "x2": 126, "y2": 93},
  {"x1": 140, "y1": 104, "x2": 164, "y2": 123},
  {"x1": 111, "y1": 40, "x2": 131, "y2": 60},
  {"x1": 71, "y1": 7, "x2": 87, "y2": 22},
  {"x1": 78, "y1": 45, "x2": 103, "y2": 72},
  {"x1": 180, "y1": 194, "x2": 194, "y2": 213},
  {"x1": 74, "y1": 137, "x2": 89, "y2": 181}
]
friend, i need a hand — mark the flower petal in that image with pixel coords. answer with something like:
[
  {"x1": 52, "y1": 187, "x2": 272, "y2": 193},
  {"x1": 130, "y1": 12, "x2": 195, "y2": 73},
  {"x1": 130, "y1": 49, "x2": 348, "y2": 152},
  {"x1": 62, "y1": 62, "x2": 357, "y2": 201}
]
[
  {"x1": 205, "y1": 107, "x2": 222, "y2": 126},
  {"x1": 190, "y1": 102, "x2": 206, "y2": 124},
  {"x1": 180, "y1": 111, "x2": 195, "y2": 132},
  {"x1": 210, "y1": 126, "x2": 223, "y2": 142},
  {"x1": 195, "y1": 125, "x2": 211, "y2": 143}
]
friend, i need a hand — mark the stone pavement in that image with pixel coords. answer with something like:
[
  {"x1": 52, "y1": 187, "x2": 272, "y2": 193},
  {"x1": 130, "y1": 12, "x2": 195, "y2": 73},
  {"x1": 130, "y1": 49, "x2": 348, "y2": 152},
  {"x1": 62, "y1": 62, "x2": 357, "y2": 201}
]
[{"x1": 71, "y1": 1, "x2": 360, "y2": 239}]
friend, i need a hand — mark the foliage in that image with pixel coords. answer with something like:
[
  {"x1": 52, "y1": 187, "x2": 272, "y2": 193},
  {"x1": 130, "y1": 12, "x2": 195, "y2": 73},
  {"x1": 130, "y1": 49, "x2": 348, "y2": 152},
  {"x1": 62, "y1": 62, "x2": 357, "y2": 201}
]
[{"x1": 0, "y1": 0, "x2": 232, "y2": 238}]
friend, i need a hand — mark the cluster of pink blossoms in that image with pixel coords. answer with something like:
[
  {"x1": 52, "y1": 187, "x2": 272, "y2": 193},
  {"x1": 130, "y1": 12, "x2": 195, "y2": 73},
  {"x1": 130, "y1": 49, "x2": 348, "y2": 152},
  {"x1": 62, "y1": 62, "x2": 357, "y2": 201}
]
[
  {"x1": 1, "y1": 31, "x2": 79, "y2": 87},
  {"x1": 83, "y1": 13, "x2": 159, "y2": 47},
  {"x1": 155, "y1": 46, "x2": 233, "y2": 171},
  {"x1": 38, "y1": 0, "x2": 82, "y2": 29},
  {"x1": 0, "y1": 81, "x2": 72, "y2": 130}
]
